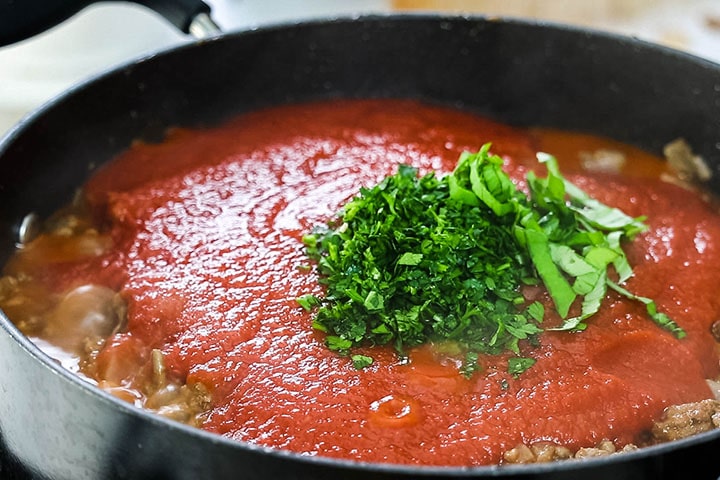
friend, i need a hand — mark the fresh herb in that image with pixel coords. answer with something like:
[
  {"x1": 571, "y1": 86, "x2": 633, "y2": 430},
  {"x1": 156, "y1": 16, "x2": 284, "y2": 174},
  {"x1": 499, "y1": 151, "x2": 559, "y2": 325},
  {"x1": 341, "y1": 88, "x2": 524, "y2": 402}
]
[
  {"x1": 296, "y1": 294, "x2": 322, "y2": 311},
  {"x1": 460, "y1": 351, "x2": 482, "y2": 378},
  {"x1": 299, "y1": 144, "x2": 683, "y2": 373},
  {"x1": 508, "y1": 357, "x2": 536, "y2": 377},
  {"x1": 351, "y1": 354, "x2": 374, "y2": 369}
]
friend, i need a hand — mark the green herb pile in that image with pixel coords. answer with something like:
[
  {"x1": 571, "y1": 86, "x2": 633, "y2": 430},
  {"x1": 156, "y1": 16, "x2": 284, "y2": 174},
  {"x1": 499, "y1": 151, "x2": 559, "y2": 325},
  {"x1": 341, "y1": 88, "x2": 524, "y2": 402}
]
[{"x1": 297, "y1": 144, "x2": 684, "y2": 374}]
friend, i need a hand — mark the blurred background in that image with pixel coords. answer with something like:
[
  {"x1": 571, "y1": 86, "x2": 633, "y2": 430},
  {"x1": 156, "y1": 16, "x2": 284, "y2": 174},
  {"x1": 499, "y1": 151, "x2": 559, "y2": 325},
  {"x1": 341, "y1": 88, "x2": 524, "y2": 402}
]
[{"x1": 1, "y1": 0, "x2": 719, "y2": 137}]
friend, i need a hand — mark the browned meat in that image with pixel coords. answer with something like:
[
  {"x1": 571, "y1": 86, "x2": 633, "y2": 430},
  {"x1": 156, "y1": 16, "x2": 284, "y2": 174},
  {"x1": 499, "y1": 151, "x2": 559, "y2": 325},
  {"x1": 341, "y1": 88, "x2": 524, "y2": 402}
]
[{"x1": 651, "y1": 399, "x2": 720, "y2": 442}]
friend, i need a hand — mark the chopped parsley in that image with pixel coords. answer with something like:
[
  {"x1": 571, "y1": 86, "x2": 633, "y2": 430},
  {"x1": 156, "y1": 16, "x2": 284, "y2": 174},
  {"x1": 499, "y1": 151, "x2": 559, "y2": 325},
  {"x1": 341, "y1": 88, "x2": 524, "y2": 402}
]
[{"x1": 298, "y1": 144, "x2": 684, "y2": 374}]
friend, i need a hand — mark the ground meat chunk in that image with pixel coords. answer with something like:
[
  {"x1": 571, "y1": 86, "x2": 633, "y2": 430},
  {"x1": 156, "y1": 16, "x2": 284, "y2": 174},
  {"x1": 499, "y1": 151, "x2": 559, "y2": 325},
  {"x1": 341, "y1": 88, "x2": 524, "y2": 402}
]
[
  {"x1": 574, "y1": 439, "x2": 638, "y2": 458},
  {"x1": 663, "y1": 138, "x2": 712, "y2": 183},
  {"x1": 711, "y1": 320, "x2": 720, "y2": 342},
  {"x1": 503, "y1": 442, "x2": 573, "y2": 464},
  {"x1": 503, "y1": 397, "x2": 720, "y2": 465},
  {"x1": 503, "y1": 439, "x2": 640, "y2": 464},
  {"x1": 651, "y1": 399, "x2": 720, "y2": 442}
]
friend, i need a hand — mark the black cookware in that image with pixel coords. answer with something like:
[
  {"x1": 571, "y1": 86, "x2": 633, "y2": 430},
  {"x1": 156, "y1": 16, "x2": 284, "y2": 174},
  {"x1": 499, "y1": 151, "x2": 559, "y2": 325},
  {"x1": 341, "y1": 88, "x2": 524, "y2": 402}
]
[{"x1": 0, "y1": 14, "x2": 719, "y2": 480}]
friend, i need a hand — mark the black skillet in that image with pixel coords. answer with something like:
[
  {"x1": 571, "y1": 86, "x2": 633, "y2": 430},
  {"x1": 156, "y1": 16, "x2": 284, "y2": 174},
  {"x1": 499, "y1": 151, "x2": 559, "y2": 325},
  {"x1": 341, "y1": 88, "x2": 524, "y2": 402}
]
[{"x1": 1, "y1": 4, "x2": 720, "y2": 480}]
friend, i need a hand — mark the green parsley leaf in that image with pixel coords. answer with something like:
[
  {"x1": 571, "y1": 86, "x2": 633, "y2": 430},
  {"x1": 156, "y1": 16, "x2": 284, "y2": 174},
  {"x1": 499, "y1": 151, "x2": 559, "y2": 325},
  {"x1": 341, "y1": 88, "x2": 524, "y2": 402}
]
[
  {"x1": 326, "y1": 336, "x2": 353, "y2": 352},
  {"x1": 397, "y1": 252, "x2": 423, "y2": 266},
  {"x1": 460, "y1": 351, "x2": 482, "y2": 378},
  {"x1": 527, "y1": 302, "x2": 545, "y2": 323},
  {"x1": 508, "y1": 357, "x2": 537, "y2": 377},
  {"x1": 351, "y1": 354, "x2": 374, "y2": 369},
  {"x1": 363, "y1": 291, "x2": 385, "y2": 312},
  {"x1": 296, "y1": 294, "x2": 322, "y2": 311}
]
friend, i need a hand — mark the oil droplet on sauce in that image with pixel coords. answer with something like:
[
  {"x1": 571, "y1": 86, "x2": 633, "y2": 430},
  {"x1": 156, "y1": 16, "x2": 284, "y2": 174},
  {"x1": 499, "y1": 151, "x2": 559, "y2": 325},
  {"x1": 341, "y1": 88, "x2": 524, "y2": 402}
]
[{"x1": 369, "y1": 394, "x2": 423, "y2": 428}]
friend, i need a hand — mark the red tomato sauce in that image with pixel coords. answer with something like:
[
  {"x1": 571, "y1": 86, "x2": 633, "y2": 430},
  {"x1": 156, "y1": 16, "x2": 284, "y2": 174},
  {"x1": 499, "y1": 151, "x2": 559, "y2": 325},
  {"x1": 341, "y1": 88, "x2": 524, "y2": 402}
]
[{"x1": 23, "y1": 100, "x2": 720, "y2": 465}]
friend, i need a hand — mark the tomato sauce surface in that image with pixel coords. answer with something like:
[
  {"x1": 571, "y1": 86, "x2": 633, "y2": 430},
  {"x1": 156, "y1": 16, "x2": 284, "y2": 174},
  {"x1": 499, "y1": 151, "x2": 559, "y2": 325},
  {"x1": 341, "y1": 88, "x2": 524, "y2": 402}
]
[{"x1": 21, "y1": 100, "x2": 720, "y2": 465}]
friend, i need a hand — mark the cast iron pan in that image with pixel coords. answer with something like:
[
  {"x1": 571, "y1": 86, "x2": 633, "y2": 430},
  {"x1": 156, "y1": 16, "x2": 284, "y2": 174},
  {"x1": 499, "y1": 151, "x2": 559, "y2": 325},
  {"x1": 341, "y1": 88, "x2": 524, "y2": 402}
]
[{"x1": 1, "y1": 13, "x2": 720, "y2": 480}]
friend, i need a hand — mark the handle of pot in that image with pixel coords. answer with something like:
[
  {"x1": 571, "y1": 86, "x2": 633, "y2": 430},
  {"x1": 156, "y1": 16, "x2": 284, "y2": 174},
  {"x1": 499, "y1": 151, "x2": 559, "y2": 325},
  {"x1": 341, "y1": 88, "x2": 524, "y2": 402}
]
[{"x1": 0, "y1": 0, "x2": 221, "y2": 47}]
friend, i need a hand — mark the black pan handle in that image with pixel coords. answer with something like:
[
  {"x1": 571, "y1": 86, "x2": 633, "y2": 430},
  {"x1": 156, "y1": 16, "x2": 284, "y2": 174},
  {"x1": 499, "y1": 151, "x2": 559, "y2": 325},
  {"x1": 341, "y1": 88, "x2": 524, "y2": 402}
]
[{"x1": 0, "y1": 0, "x2": 220, "y2": 47}]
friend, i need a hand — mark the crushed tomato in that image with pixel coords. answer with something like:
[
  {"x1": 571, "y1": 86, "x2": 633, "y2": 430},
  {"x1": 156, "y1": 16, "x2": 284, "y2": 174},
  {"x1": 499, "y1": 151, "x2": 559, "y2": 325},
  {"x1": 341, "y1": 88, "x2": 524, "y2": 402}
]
[{"x1": 4, "y1": 99, "x2": 720, "y2": 466}]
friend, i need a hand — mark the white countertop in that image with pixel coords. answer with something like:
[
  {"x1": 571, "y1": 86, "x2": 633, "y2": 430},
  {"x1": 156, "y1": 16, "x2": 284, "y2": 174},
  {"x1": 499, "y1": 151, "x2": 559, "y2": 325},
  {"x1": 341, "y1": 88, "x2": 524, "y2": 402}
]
[{"x1": 1, "y1": 0, "x2": 718, "y2": 137}]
